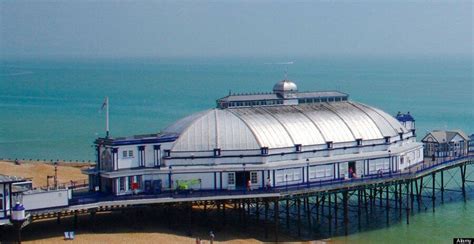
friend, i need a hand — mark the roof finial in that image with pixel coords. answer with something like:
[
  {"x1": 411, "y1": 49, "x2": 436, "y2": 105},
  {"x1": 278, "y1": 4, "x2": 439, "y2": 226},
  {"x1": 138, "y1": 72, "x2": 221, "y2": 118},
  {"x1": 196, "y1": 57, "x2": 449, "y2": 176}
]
[{"x1": 284, "y1": 68, "x2": 288, "y2": 80}]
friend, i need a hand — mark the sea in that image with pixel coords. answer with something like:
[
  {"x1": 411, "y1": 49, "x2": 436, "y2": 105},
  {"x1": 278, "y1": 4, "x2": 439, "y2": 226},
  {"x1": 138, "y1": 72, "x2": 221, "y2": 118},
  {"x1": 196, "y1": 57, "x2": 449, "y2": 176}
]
[{"x1": 0, "y1": 56, "x2": 473, "y2": 241}]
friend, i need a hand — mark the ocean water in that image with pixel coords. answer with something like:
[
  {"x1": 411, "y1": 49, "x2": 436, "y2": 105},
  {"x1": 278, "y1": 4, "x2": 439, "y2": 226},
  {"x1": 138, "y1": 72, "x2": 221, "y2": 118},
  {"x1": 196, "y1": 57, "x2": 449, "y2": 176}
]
[{"x1": 0, "y1": 56, "x2": 473, "y2": 241}]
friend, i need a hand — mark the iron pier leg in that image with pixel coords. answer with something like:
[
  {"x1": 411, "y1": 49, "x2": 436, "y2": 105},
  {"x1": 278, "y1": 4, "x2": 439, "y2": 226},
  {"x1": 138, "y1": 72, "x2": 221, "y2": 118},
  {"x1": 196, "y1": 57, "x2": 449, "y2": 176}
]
[
  {"x1": 297, "y1": 198, "x2": 301, "y2": 237},
  {"x1": 56, "y1": 212, "x2": 61, "y2": 224},
  {"x1": 410, "y1": 181, "x2": 414, "y2": 211},
  {"x1": 399, "y1": 183, "x2": 402, "y2": 220},
  {"x1": 274, "y1": 199, "x2": 279, "y2": 243},
  {"x1": 334, "y1": 193, "x2": 338, "y2": 228},
  {"x1": 264, "y1": 199, "x2": 269, "y2": 239},
  {"x1": 441, "y1": 170, "x2": 445, "y2": 203},
  {"x1": 73, "y1": 210, "x2": 78, "y2": 230},
  {"x1": 358, "y1": 190, "x2": 361, "y2": 230},
  {"x1": 343, "y1": 190, "x2": 349, "y2": 236},
  {"x1": 255, "y1": 201, "x2": 260, "y2": 224},
  {"x1": 394, "y1": 184, "x2": 398, "y2": 210},
  {"x1": 363, "y1": 189, "x2": 368, "y2": 224},
  {"x1": 432, "y1": 173, "x2": 436, "y2": 212},
  {"x1": 286, "y1": 199, "x2": 290, "y2": 230},
  {"x1": 222, "y1": 201, "x2": 226, "y2": 226},
  {"x1": 386, "y1": 185, "x2": 390, "y2": 226},
  {"x1": 406, "y1": 182, "x2": 410, "y2": 225},
  {"x1": 328, "y1": 193, "x2": 332, "y2": 235},
  {"x1": 306, "y1": 197, "x2": 312, "y2": 230},
  {"x1": 379, "y1": 186, "x2": 383, "y2": 207},
  {"x1": 316, "y1": 195, "x2": 320, "y2": 223},
  {"x1": 461, "y1": 164, "x2": 466, "y2": 201}
]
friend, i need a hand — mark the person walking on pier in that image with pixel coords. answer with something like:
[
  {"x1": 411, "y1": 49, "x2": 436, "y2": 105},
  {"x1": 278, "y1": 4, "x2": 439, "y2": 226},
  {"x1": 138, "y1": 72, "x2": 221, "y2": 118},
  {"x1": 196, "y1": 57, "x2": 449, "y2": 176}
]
[
  {"x1": 266, "y1": 177, "x2": 272, "y2": 190},
  {"x1": 247, "y1": 179, "x2": 252, "y2": 191}
]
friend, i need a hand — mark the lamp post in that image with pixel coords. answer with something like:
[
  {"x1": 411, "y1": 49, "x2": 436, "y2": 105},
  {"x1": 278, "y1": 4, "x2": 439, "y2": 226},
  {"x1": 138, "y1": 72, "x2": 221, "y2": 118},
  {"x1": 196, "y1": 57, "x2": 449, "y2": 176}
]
[
  {"x1": 11, "y1": 202, "x2": 27, "y2": 244},
  {"x1": 54, "y1": 161, "x2": 58, "y2": 189}
]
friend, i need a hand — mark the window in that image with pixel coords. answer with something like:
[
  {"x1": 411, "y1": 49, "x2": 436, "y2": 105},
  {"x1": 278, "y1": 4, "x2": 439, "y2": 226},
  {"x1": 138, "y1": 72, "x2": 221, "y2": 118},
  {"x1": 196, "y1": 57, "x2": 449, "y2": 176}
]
[
  {"x1": 128, "y1": 176, "x2": 134, "y2": 190},
  {"x1": 119, "y1": 177, "x2": 125, "y2": 191},
  {"x1": 128, "y1": 150, "x2": 134, "y2": 157},
  {"x1": 295, "y1": 144, "x2": 302, "y2": 152},
  {"x1": 136, "y1": 175, "x2": 142, "y2": 188},
  {"x1": 228, "y1": 172, "x2": 235, "y2": 185},
  {"x1": 327, "y1": 141, "x2": 333, "y2": 149},
  {"x1": 0, "y1": 193, "x2": 3, "y2": 210},
  {"x1": 122, "y1": 151, "x2": 127, "y2": 158},
  {"x1": 250, "y1": 172, "x2": 258, "y2": 184}
]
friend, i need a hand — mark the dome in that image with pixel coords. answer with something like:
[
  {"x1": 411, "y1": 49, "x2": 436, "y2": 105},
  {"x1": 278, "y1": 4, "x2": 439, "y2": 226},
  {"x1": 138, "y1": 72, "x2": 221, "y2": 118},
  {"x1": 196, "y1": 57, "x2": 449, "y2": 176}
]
[
  {"x1": 163, "y1": 101, "x2": 409, "y2": 152},
  {"x1": 273, "y1": 79, "x2": 298, "y2": 94}
]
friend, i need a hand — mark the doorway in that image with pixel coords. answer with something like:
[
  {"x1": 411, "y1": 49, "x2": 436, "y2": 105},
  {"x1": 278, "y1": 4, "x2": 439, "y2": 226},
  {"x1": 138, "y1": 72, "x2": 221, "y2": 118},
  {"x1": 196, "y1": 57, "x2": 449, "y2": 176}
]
[
  {"x1": 235, "y1": 171, "x2": 250, "y2": 189},
  {"x1": 348, "y1": 161, "x2": 356, "y2": 178}
]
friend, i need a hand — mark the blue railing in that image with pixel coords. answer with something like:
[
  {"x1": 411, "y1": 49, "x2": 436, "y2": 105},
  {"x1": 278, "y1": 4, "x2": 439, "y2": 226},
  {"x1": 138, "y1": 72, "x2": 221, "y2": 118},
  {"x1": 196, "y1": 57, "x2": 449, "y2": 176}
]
[{"x1": 68, "y1": 155, "x2": 473, "y2": 206}]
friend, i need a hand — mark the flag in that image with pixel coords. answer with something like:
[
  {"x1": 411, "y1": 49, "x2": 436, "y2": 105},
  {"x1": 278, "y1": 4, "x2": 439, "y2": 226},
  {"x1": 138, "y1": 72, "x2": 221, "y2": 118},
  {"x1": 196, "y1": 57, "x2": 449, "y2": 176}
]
[{"x1": 101, "y1": 97, "x2": 108, "y2": 110}]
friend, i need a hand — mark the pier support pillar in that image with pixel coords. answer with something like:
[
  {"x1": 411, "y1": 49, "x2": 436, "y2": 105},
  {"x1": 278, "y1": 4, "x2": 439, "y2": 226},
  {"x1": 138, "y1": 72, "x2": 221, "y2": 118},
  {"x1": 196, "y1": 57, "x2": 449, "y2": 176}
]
[
  {"x1": 264, "y1": 199, "x2": 269, "y2": 239},
  {"x1": 343, "y1": 190, "x2": 349, "y2": 236},
  {"x1": 328, "y1": 193, "x2": 332, "y2": 235},
  {"x1": 274, "y1": 199, "x2": 279, "y2": 243},
  {"x1": 461, "y1": 164, "x2": 466, "y2": 201},
  {"x1": 73, "y1": 210, "x2": 78, "y2": 230},
  {"x1": 432, "y1": 173, "x2": 436, "y2": 212},
  {"x1": 441, "y1": 171, "x2": 445, "y2": 203},
  {"x1": 386, "y1": 185, "x2": 390, "y2": 226},
  {"x1": 286, "y1": 199, "x2": 290, "y2": 230},
  {"x1": 334, "y1": 193, "x2": 338, "y2": 228},
  {"x1": 297, "y1": 198, "x2": 301, "y2": 237},
  {"x1": 406, "y1": 182, "x2": 410, "y2": 225}
]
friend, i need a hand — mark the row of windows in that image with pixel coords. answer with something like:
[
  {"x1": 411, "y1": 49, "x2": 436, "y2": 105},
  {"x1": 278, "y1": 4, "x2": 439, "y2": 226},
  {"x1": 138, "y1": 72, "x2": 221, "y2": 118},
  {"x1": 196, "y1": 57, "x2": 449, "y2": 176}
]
[
  {"x1": 118, "y1": 175, "x2": 142, "y2": 192},
  {"x1": 122, "y1": 150, "x2": 134, "y2": 158},
  {"x1": 298, "y1": 96, "x2": 347, "y2": 104},
  {"x1": 227, "y1": 172, "x2": 258, "y2": 185},
  {"x1": 227, "y1": 99, "x2": 284, "y2": 108}
]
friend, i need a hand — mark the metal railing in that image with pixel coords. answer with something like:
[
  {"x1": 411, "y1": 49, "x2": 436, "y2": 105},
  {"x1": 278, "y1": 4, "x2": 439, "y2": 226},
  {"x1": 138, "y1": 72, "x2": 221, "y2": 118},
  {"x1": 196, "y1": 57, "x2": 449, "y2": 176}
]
[{"x1": 67, "y1": 154, "x2": 473, "y2": 207}]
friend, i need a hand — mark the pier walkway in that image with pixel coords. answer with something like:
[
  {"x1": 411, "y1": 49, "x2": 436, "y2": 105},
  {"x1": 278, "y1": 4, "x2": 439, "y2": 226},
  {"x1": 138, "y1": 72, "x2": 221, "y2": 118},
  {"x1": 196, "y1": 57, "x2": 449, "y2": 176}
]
[{"x1": 29, "y1": 154, "x2": 473, "y2": 216}]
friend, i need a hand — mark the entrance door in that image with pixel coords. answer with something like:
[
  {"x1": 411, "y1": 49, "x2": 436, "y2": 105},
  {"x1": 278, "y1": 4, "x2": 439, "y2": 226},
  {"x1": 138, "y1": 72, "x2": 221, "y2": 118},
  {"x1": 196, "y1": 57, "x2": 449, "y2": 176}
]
[
  {"x1": 348, "y1": 161, "x2": 356, "y2": 178},
  {"x1": 235, "y1": 171, "x2": 250, "y2": 190}
]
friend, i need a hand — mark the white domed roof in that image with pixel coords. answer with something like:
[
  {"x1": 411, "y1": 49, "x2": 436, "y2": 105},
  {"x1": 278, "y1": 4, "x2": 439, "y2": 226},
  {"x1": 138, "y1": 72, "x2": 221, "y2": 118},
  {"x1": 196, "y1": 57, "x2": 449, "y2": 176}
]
[
  {"x1": 163, "y1": 101, "x2": 408, "y2": 152},
  {"x1": 273, "y1": 79, "x2": 298, "y2": 93}
]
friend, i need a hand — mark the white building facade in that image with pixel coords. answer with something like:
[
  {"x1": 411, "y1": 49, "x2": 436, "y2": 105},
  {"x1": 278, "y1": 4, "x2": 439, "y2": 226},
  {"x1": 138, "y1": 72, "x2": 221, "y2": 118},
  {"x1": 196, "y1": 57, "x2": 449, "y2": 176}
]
[{"x1": 84, "y1": 80, "x2": 424, "y2": 196}]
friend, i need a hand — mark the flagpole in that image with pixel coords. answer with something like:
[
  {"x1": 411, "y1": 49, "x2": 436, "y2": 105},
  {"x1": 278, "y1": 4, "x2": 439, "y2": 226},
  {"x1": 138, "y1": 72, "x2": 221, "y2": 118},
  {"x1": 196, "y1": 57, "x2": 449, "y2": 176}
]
[{"x1": 106, "y1": 96, "x2": 109, "y2": 138}]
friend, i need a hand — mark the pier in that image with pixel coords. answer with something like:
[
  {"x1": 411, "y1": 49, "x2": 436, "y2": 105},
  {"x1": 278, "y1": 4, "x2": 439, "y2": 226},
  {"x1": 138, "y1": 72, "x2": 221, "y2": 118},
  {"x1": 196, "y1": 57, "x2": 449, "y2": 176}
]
[{"x1": 17, "y1": 154, "x2": 473, "y2": 242}]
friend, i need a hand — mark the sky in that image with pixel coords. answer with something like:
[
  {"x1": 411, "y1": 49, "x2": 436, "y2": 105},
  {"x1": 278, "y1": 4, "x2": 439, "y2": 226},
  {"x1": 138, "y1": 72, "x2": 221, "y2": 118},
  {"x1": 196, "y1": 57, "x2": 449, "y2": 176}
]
[{"x1": 0, "y1": 1, "x2": 472, "y2": 59}]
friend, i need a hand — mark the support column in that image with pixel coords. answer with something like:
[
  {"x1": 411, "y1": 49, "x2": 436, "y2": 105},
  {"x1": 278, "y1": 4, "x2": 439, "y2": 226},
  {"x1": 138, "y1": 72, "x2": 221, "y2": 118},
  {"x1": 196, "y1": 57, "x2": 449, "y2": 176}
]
[
  {"x1": 334, "y1": 193, "x2": 338, "y2": 228},
  {"x1": 264, "y1": 199, "x2": 269, "y2": 239},
  {"x1": 432, "y1": 173, "x2": 436, "y2": 212},
  {"x1": 343, "y1": 190, "x2": 349, "y2": 236},
  {"x1": 386, "y1": 185, "x2": 390, "y2": 226},
  {"x1": 297, "y1": 198, "x2": 301, "y2": 237},
  {"x1": 286, "y1": 199, "x2": 290, "y2": 230},
  {"x1": 441, "y1": 170, "x2": 444, "y2": 203},
  {"x1": 328, "y1": 193, "x2": 332, "y2": 235},
  {"x1": 461, "y1": 164, "x2": 466, "y2": 201},
  {"x1": 274, "y1": 199, "x2": 279, "y2": 243},
  {"x1": 406, "y1": 182, "x2": 410, "y2": 225}
]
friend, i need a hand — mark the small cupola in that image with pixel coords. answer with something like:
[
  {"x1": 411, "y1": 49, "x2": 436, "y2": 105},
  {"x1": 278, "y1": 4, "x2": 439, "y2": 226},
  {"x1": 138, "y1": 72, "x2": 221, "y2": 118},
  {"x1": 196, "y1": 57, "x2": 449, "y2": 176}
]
[{"x1": 273, "y1": 79, "x2": 298, "y2": 98}]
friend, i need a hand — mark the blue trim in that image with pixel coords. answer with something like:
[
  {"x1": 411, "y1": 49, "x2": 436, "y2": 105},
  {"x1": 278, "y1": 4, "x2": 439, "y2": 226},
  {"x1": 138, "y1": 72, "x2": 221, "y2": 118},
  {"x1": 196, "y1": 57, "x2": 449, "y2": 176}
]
[
  {"x1": 272, "y1": 170, "x2": 276, "y2": 187},
  {"x1": 213, "y1": 172, "x2": 217, "y2": 190},
  {"x1": 219, "y1": 172, "x2": 223, "y2": 190},
  {"x1": 261, "y1": 170, "x2": 265, "y2": 188}
]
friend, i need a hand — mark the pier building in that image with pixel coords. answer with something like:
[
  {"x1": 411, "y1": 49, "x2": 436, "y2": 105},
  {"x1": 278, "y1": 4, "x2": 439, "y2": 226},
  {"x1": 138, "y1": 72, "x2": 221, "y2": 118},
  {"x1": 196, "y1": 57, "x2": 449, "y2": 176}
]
[
  {"x1": 422, "y1": 130, "x2": 470, "y2": 159},
  {"x1": 85, "y1": 80, "x2": 424, "y2": 196}
]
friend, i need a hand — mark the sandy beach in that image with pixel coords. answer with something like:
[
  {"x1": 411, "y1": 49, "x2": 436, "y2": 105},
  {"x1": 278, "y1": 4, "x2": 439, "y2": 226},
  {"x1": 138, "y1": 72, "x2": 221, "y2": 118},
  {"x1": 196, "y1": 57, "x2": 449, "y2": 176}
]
[{"x1": 0, "y1": 160, "x2": 315, "y2": 244}]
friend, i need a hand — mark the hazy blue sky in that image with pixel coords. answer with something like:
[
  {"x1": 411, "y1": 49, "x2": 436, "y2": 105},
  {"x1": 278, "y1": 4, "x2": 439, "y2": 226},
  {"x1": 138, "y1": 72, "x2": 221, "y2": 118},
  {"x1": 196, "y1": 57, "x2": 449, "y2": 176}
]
[{"x1": 1, "y1": 1, "x2": 472, "y2": 58}]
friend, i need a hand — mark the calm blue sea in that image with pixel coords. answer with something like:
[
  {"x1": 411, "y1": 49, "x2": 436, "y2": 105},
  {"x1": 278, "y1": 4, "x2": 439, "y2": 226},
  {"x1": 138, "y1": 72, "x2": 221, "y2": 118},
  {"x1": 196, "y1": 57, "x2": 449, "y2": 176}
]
[
  {"x1": 1, "y1": 56, "x2": 472, "y2": 161},
  {"x1": 0, "y1": 56, "x2": 473, "y2": 241}
]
